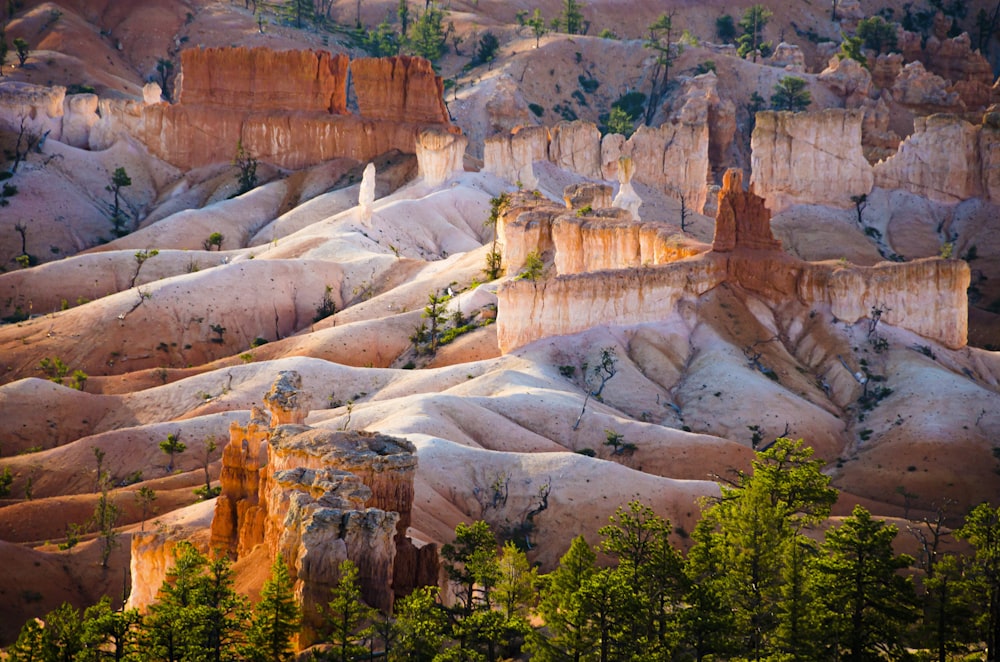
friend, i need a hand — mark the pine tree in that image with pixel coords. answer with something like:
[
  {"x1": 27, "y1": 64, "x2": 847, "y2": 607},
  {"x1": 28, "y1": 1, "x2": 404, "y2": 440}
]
[
  {"x1": 324, "y1": 559, "x2": 376, "y2": 662},
  {"x1": 7, "y1": 618, "x2": 45, "y2": 662},
  {"x1": 40, "y1": 602, "x2": 84, "y2": 662},
  {"x1": 955, "y1": 501, "x2": 1000, "y2": 660},
  {"x1": 556, "y1": 0, "x2": 585, "y2": 35},
  {"x1": 643, "y1": 12, "x2": 680, "y2": 126},
  {"x1": 736, "y1": 4, "x2": 773, "y2": 61},
  {"x1": 408, "y1": 3, "x2": 446, "y2": 62},
  {"x1": 143, "y1": 542, "x2": 208, "y2": 662},
  {"x1": 525, "y1": 535, "x2": 598, "y2": 661},
  {"x1": 245, "y1": 555, "x2": 300, "y2": 662},
  {"x1": 812, "y1": 505, "x2": 918, "y2": 660},
  {"x1": 80, "y1": 596, "x2": 141, "y2": 662},
  {"x1": 194, "y1": 554, "x2": 250, "y2": 662},
  {"x1": 159, "y1": 432, "x2": 186, "y2": 473},
  {"x1": 390, "y1": 586, "x2": 448, "y2": 661},
  {"x1": 770, "y1": 76, "x2": 812, "y2": 112}
]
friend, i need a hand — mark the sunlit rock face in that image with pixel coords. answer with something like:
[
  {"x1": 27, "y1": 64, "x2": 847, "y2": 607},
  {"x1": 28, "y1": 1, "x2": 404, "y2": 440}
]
[
  {"x1": 74, "y1": 48, "x2": 459, "y2": 169},
  {"x1": 202, "y1": 371, "x2": 432, "y2": 648},
  {"x1": 750, "y1": 109, "x2": 874, "y2": 213},
  {"x1": 497, "y1": 169, "x2": 969, "y2": 353}
]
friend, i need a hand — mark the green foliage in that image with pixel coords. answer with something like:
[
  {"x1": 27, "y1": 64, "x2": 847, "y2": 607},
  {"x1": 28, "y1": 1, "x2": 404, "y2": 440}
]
[
  {"x1": 82, "y1": 596, "x2": 142, "y2": 661},
  {"x1": 526, "y1": 8, "x2": 547, "y2": 47},
  {"x1": 204, "y1": 231, "x2": 224, "y2": 250},
  {"x1": 408, "y1": 3, "x2": 446, "y2": 62},
  {"x1": 643, "y1": 11, "x2": 681, "y2": 125},
  {"x1": 736, "y1": 4, "x2": 773, "y2": 60},
  {"x1": 314, "y1": 284, "x2": 337, "y2": 322},
  {"x1": 473, "y1": 31, "x2": 499, "y2": 66},
  {"x1": 159, "y1": 432, "x2": 186, "y2": 472},
  {"x1": 812, "y1": 505, "x2": 918, "y2": 659},
  {"x1": 603, "y1": 106, "x2": 634, "y2": 137},
  {"x1": 555, "y1": 0, "x2": 585, "y2": 35},
  {"x1": 106, "y1": 166, "x2": 132, "y2": 237},
  {"x1": 857, "y1": 15, "x2": 898, "y2": 54},
  {"x1": 516, "y1": 251, "x2": 544, "y2": 281},
  {"x1": 245, "y1": 555, "x2": 300, "y2": 662},
  {"x1": 442, "y1": 520, "x2": 500, "y2": 616},
  {"x1": 324, "y1": 559, "x2": 376, "y2": 661},
  {"x1": 13, "y1": 36, "x2": 28, "y2": 66},
  {"x1": 955, "y1": 502, "x2": 1000, "y2": 660},
  {"x1": 715, "y1": 13, "x2": 736, "y2": 43},
  {"x1": 484, "y1": 193, "x2": 508, "y2": 280},
  {"x1": 693, "y1": 59, "x2": 716, "y2": 75},
  {"x1": 528, "y1": 102, "x2": 544, "y2": 117},
  {"x1": 391, "y1": 585, "x2": 448, "y2": 660},
  {"x1": 233, "y1": 140, "x2": 258, "y2": 195},
  {"x1": 771, "y1": 76, "x2": 812, "y2": 112},
  {"x1": 839, "y1": 34, "x2": 867, "y2": 67},
  {"x1": 363, "y1": 20, "x2": 401, "y2": 56},
  {"x1": 0, "y1": 465, "x2": 12, "y2": 497}
]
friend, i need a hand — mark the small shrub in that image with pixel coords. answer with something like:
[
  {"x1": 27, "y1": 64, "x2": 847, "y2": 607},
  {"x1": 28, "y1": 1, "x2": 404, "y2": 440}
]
[
  {"x1": 558, "y1": 365, "x2": 576, "y2": 378},
  {"x1": 576, "y1": 448, "x2": 596, "y2": 457},
  {"x1": 528, "y1": 103, "x2": 544, "y2": 117},
  {"x1": 577, "y1": 75, "x2": 600, "y2": 93},
  {"x1": 314, "y1": 285, "x2": 337, "y2": 322},
  {"x1": 516, "y1": 251, "x2": 545, "y2": 281},
  {"x1": 251, "y1": 337, "x2": 269, "y2": 347},
  {"x1": 203, "y1": 232, "x2": 224, "y2": 251}
]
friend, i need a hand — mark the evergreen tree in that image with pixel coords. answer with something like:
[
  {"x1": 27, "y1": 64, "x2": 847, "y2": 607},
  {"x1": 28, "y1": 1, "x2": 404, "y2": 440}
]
[
  {"x1": 442, "y1": 520, "x2": 500, "y2": 616},
  {"x1": 524, "y1": 535, "x2": 598, "y2": 661},
  {"x1": 195, "y1": 554, "x2": 249, "y2": 662},
  {"x1": 856, "y1": 15, "x2": 898, "y2": 54},
  {"x1": 955, "y1": 501, "x2": 1000, "y2": 660},
  {"x1": 7, "y1": 618, "x2": 45, "y2": 662},
  {"x1": 80, "y1": 596, "x2": 141, "y2": 662},
  {"x1": 683, "y1": 438, "x2": 836, "y2": 660},
  {"x1": 920, "y1": 553, "x2": 979, "y2": 662},
  {"x1": 245, "y1": 555, "x2": 300, "y2": 662},
  {"x1": 324, "y1": 559, "x2": 376, "y2": 662},
  {"x1": 408, "y1": 3, "x2": 446, "y2": 62},
  {"x1": 599, "y1": 501, "x2": 685, "y2": 654},
  {"x1": 527, "y1": 8, "x2": 547, "y2": 47},
  {"x1": 770, "y1": 76, "x2": 812, "y2": 112},
  {"x1": 390, "y1": 586, "x2": 448, "y2": 661},
  {"x1": 159, "y1": 433, "x2": 186, "y2": 473},
  {"x1": 40, "y1": 602, "x2": 84, "y2": 662},
  {"x1": 736, "y1": 4, "x2": 773, "y2": 61},
  {"x1": 143, "y1": 542, "x2": 209, "y2": 662},
  {"x1": 556, "y1": 0, "x2": 585, "y2": 35},
  {"x1": 812, "y1": 505, "x2": 918, "y2": 660},
  {"x1": 643, "y1": 12, "x2": 680, "y2": 126}
]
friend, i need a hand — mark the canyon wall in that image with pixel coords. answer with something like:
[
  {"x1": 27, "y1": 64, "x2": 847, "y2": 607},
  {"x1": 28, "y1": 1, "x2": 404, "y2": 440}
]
[
  {"x1": 0, "y1": 49, "x2": 457, "y2": 170},
  {"x1": 750, "y1": 109, "x2": 873, "y2": 213},
  {"x1": 497, "y1": 171, "x2": 969, "y2": 353},
  {"x1": 202, "y1": 371, "x2": 432, "y2": 648}
]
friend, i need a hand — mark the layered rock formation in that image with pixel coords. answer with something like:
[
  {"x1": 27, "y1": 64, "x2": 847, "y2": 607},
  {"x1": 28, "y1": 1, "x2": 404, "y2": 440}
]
[
  {"x1": 416, "y1": 128, "x2": 468, "y2": 186},
  {"x1": 872, "y1": 113, "x2": 989, "y2": 203},
  {"x1": 485, "y1": 117, "x2": 710, "y2": 213},
  {"x1": 2, "y1": 48, "x2": 458, "y2": 170},
  {"x1": 750, "y1": 109, "x2": 873, "y2": 212},
  {"x1": 175, "y1": 48, "x2": 349, "y2": 113},
  {"x1": 207, "y1": 371, "x2": 433, "y2": 648},
  {"x1": 497, "y1": 170, "x2": 969, "y2": 353}
]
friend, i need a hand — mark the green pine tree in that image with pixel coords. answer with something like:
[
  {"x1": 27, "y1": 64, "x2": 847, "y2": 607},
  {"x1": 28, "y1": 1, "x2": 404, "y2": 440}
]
[
  {"x1": 812, "y1": 505, "x2": 918, "y2": 660},
  {"x1": 524, "y1": 535, "x2": 598, "y2": 661},
  {"x1": 955, "y1": 502, "x2": 1000, "y2": 660},
  {"x1": 736, "y1": 4, "x2": 773, "y2": 60},
  {"x1": 245, "y1": 555, "x2": 300, "y2": 662},
  {"x1": 390, "y1": 586, "x2": 448, "y2": 661},
  {"x1": 80, "y1": 596, "x2": 141, "y2": 662},
  {"x1": 324, "y1": 559, "x2": 376, "y2": 662}
]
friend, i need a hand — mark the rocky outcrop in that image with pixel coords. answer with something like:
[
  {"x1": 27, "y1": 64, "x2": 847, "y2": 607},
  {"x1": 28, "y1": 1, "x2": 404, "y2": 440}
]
[
  {"x1": 900, "y1": 31, "x2": 994, "y2": 109},
  {"x1": 498, "y1": 189, "x2": 706, "y2": 279},
  {"x1": 14, "y1": 48, "x2": 458, "y2": 170},
  {"x1": 873, "y1": 114, "x2": 981, "y2": 202},
  {"x1": 416, "y1": 128, "x2": 467, "y2": 186},
  {"x1": 0, "y1": 81, "x2": 67, "y2": 139},
  {"x1": 350, "y1": 56, "x2": 450, "y2": 125},
  {"x1": 890, "y1": 61, "x2": 963, "y2": 113},
  {"x1": 176, "y1": 47, "x2": 349, "y2": 114},
  {"x1": 208, "y1": 372, "x2": 432, "y2": 648},
  {"x1": 818, "y1": 56, "x2": 872, "y2": 108},
  {"x1": 497, "y1": 170, "x2": 969, "y2": 352},
  {"x1": 485, "y1": 98, "x2": 712, "y2": 213},
  {"x1": 763, "y1": 42, "x2": 806, "y2": 72},
  {"x1": 612, "y1": 157, "x2": 642, "y2": 219},
  {"x1": 549, "y1": 121, "x2": 602, "y2": 179},
  {"x1": 750, "y1": 109, "x2": 874, "y2": 212},
  {"x1": 483, "y1": 125, "x2": 549, "y2": 189},
  {"x1": 712, "y1": 170, "x2": 781, "y2": 252}
]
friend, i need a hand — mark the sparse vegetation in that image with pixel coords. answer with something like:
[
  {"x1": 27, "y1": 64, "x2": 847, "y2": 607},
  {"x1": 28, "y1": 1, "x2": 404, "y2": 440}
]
[
  {"x1": 204, "y1": 232, "x2": 224, "y2": 250},
  {"x1": 107, "y1": 166, "x2": 132, "y2": 237},
  {"x1": 771, "y1": 76, "x2": 812, "y2": 112},
  {"x1": 233, "y1": 140, "x2": 258, "y2": 195}
]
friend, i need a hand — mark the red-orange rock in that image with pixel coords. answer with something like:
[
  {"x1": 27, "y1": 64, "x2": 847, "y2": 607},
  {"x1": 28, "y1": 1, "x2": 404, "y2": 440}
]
[
  {"x1": 176, "y1": 47, "x2": 348, "y2": 114},
  {"x1": 351, "y1": 56, "x2": 450, "y2": 124},
  {"x1": 712, "y1": 169, "x2": 781, "y2": 253}
]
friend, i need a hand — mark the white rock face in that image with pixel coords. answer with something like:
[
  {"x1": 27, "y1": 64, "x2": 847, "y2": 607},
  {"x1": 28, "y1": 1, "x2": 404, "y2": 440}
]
[
  {"x1": 873, "y1": 115, "x2": 981, "y2": 202},
  {"x1": 61, "y1": 93, "x2": 100, "y2": 148},
  {"x1": 0, "y1": 81, "x2": 65, "y2": 140},
  {"x1": 359, "y1": 162, "x2": 376, "y2": 225},
  {"x1": 143, "y1": 82, "x2": 164, "y2": 105},
  {"x1": 750, "y1": 109, "x2": 874, "y2": 212},
  {"x1": 612, "y1": 156, "x2": 642, "y2": 220},
  {"x1": 415, "y1": 128, "x2": 467, "y2": 186},
  {"x1": 549, "y1": 121, "x2": 601, "y2": 179},
  {"x1": 483, "y1": 125, "x2": 549, "y2": 188}
]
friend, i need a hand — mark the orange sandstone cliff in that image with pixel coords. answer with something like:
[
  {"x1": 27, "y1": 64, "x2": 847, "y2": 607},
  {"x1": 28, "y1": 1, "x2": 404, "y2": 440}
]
[{"x1": 203, "y1": 371, "x2": 436, "y2": 647}]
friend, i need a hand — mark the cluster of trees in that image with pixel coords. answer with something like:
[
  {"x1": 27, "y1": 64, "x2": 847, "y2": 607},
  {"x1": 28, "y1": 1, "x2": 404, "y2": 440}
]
[{"x1": 10, "y1": 439, "x2": 1000, "y2": 661}]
